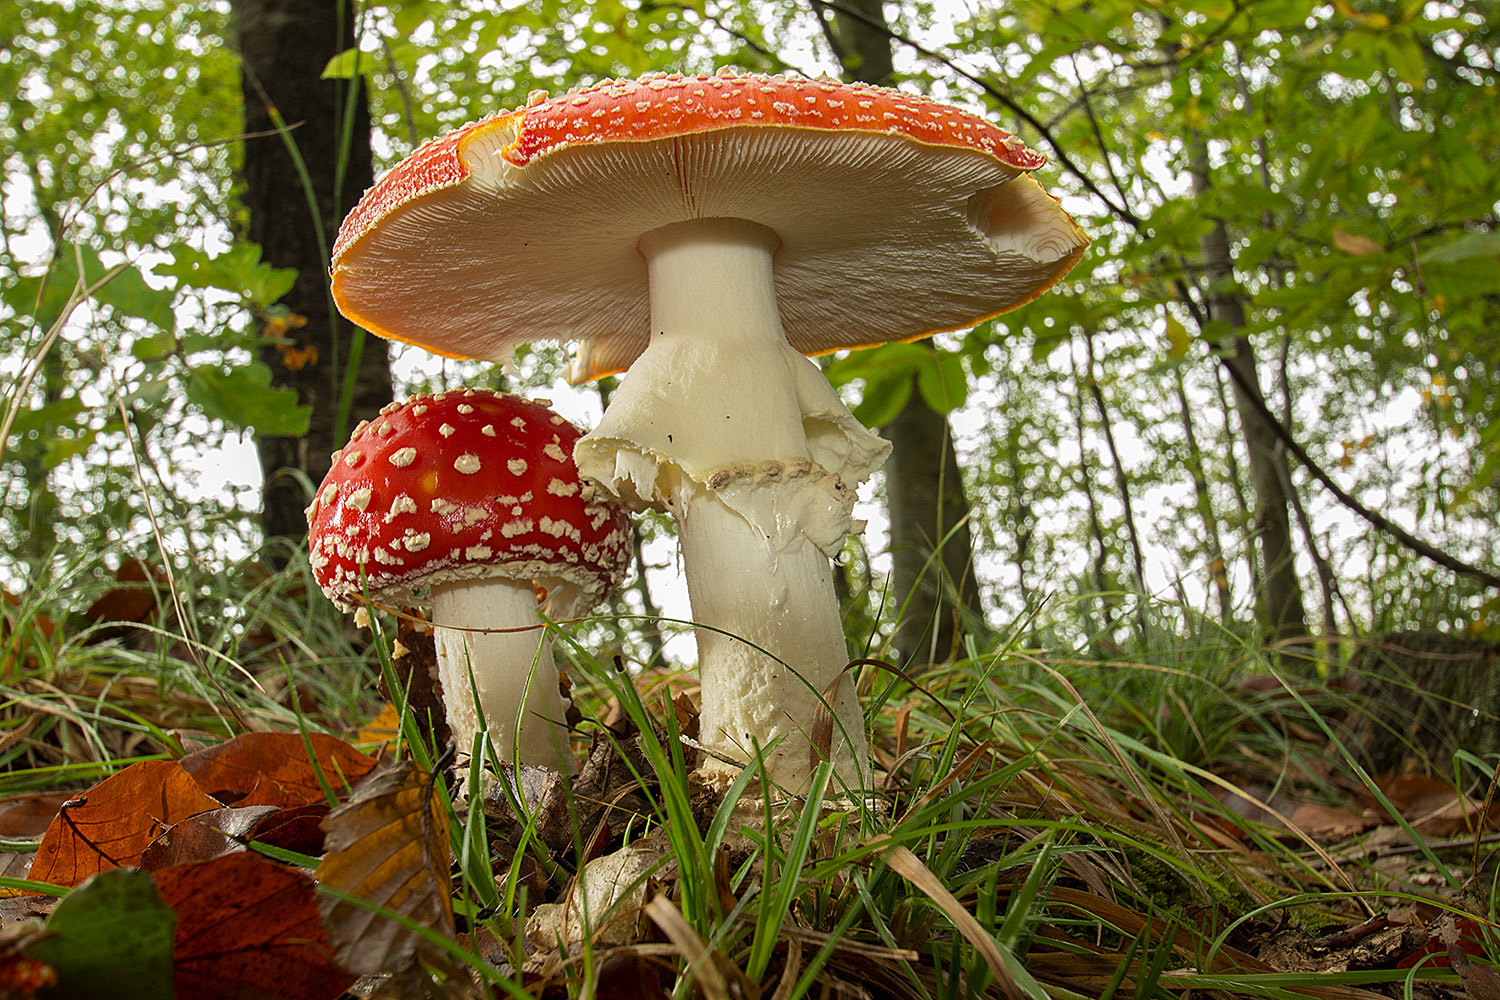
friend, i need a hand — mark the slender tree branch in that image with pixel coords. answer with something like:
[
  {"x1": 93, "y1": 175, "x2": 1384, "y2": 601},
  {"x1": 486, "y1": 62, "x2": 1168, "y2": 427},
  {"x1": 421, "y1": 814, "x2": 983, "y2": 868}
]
[
  {"x1": 380, "y1": 37, "x2": 420, "y2": 150},
  {"x1": 1067, "y1": 54, "x2": 1131, "y2": 211},
  {"x1": 650, "y1": 2, "x2": 798, "y2": 72},
  {"x1": 803, "y1": 0, "x2": 1143, "y2": 226},
  {"x1": 1214, "y1": 349, "x2": 1500, "y2": 590},
  {"x1": 803, "y1": 0, "x2": 1500, "y2": 591}
]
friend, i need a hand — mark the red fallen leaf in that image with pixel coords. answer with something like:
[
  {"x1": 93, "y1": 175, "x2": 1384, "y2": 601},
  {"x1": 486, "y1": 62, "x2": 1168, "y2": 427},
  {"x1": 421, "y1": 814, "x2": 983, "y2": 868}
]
[
  {"x1": 139, "y1": 803, "x2": 329, "y2": 871},
  {"x1": 180, "y1": 732, "x2": 378, "y2": 808},
  {"x1": 28, "y1": 761, "x2": 220, "y2": 888},
  {"x1": 239, "y1": 801, "x2": 331, "y2": 855},
  {"x1": 154, "y1": 852, "x2": 353, "y2": 1000},
  {"x1": 0, "y1": 953, "x2": 57, "y2": 997},
  {"x1": 0, "y1": 794, "x2": 73, "y2": 839},
  {"x1": 1396, "y1": 916, "x2": 1488, "y2": 970}
]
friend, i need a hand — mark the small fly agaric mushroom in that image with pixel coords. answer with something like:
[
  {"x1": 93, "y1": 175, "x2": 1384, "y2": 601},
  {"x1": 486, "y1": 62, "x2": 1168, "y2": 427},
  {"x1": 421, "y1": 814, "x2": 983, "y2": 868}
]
[
  {"x1": 306, "y1": 389, "x2": 631, "y2": 772},
  {"x1": 329, "y1": 72, "x2": 1088, "y2": 792}
]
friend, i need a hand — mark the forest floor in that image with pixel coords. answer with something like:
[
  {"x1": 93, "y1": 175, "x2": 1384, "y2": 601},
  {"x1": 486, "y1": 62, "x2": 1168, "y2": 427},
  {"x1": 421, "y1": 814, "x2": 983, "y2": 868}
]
[{"x1": 0, "y1": 562, "x2": 1497, "y2": 999}]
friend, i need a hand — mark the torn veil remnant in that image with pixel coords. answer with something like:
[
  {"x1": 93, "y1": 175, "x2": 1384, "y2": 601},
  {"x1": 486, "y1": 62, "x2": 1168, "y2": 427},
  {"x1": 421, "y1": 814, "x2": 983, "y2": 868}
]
[
  {"x1": 306, "y1": 390, "x2": 632, "y2": 773},
  {"x1": 330, "y1": 71, "x2": 1089, "y2": 792}
]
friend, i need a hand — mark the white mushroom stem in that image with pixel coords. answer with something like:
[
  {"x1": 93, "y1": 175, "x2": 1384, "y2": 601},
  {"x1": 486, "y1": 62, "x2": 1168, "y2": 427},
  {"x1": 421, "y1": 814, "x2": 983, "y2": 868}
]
[
  {"x1": 430, "y1": 577, "x2": 575, "y2": 773},
  {"x1": 575, "y1": 217, "x2": 891, "y2": 792}
]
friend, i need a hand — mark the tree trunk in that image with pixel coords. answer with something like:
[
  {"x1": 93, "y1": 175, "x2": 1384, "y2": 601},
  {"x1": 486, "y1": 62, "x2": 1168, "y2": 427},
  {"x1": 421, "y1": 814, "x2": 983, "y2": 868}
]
[
  {"x1": 1217, "y1": 333, "x2": 1309, "y2": 646},
  {"x1": 1188, "y1": 135, "x2": 1309, "y2": 646},
  {"x1": 883, "y1": 364, "x2": 988, "y2": 665},
  {"x1": 811, "y1": 0, "x2": 988, "y2": 666},
  {"x1": 1212, "y1": 363, "x2": 1262, "y2": 611},
  {"x1": 1085, "y1": 331, "x2": 1149, "y2": 643},
  {"x1": 597, "y1": 378, "x2": 668, "y2": 668},
  {"x1": 1173, "y1": 366, "x2": 1233, "y2": 624},
  {"x1": 232, "y1": 0, "x2": 392, "y2": 552},
  {"x1": 1069, "y1": 342, "x2": 1109, "y2": 644}
]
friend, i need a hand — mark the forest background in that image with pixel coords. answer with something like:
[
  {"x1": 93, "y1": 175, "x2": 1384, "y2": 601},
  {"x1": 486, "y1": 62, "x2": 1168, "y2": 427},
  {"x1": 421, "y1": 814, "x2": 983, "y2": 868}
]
[{"x1": 3, "y1": 0, "x2": 1498, "y2": 670}]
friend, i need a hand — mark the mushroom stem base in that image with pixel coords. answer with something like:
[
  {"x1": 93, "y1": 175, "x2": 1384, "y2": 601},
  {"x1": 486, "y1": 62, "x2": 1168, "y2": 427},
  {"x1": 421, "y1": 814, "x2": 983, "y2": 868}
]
[
  {"x1": 679, "y1": 486, "x2": 869, "y2": 793},
  {"x1": 431, "y1": 579, "x2": 575, "y2": 773}
]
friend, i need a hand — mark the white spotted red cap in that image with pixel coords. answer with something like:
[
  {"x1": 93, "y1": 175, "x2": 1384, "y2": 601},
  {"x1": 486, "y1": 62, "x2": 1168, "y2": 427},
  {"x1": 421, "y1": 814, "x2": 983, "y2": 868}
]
[
  {"x1": 306, "y1": 389, "x2": 631, "y2": 613},
  {"x1": 330, "y1": 71, "x2": 1088, "y2": 382}
]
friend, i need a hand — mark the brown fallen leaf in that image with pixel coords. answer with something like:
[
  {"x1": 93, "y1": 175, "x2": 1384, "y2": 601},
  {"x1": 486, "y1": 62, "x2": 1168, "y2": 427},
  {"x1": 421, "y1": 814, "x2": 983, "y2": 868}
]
[
  {"x1": 28, "y1": 761, "x2": 220, "y2": 888},
  {"x1": 154, "y1": 852, "x2": 352, "y2": 1000},
  {"x1": 316, "y1": 760, "x2": 455, "y2": 977},
  {"x1": 181, "y1": 732, "x2": 378, "y2": 808},
  {"x1": 139, "y1": 806, "x2": 279, "y2": 871},
  {"x1": 1452, "y1": 944, "x2": 1500, "y2": 1000},
  {"x1": 0, "y1": 794, "x2": 73, "y2": 839},
  {"x1": 1285, "y1": 801, "x2": 1374, "y2": 839},
  {"x1": 138, "y1": 802, "x2": 329, "y2": 870},
  {"x1": 1332, "y1": 226, "x2": 1384, "y2": 256},
  {"x1": 1371, "y1": 774, "x2": 1485, "y2": 836}
]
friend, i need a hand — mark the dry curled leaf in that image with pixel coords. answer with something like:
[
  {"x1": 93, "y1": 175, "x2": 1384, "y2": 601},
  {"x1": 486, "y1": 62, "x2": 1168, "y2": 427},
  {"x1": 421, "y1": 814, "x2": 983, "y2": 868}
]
[
  {"x1": 138, "y1": 802, "x2": 329, "y2": 870},
  {"x1": 316, "y1": 761, "x2": 454, "y2": 976}
]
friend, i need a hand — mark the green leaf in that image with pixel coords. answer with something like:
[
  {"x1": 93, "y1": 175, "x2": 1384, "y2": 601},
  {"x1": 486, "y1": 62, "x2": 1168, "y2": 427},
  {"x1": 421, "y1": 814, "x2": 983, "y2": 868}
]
[
  {"x1": 130, "y1": 328, "x2": 177, "y2": 360},
  {"x1": 91, "y1": 259, "x2": 176, "y2": 334},
  {"x1": 24, "y1": 869, "x2": 174, "y2": 1000},
  {"x1": 1164, "y1": 315, "x2": 1191, "y2": 359},
  {"x1": 1381, "y1": 29, "x2": 1427, "y2": 87},
  {"x1": 852, "y1": 374, "x2": 914, "y2": 428},
  {"x1": 155, "y1": 244, "x2": 296, "y2": 306},
  {"x1": 1419, "y1": 230, "x2": 1500, "y2": 265},
  {"x1": 322, "y1": 46, "x2": 376, "y2": 79},
  {"x1": 916, "y1": 348, "x2": 968, "y2": 413},
  {"x1": 7, "y1": 248, "x2": 173, "y2": 334},
  {"x1": 45, "y1": 429, "x2": 102, "y2": 470},
  {"x1": 824, "y1": 341, "x2": 929, "y2": 388},
  {"x1": 187, "y1": 362, "x2": 311, "y2": 436},
  {"x1": 1236, "y1": 230, "x2": 1285, "y2": 272},
  {"x1": 393, "y1": 0, "x2": 435, "y2": 36},
  {"x1": 5, "y1": 396, "x2": 86, "y2": 440}
]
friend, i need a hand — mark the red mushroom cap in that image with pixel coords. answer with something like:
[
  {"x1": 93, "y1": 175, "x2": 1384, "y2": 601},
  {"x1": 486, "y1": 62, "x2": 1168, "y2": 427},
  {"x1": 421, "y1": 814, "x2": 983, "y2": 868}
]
[
  {"x1": 306, "y1": 390, "x2": 632, "y2": 612},
  {"x1": 330, "y1": 71, "x2": 1089, "y2": 381}
]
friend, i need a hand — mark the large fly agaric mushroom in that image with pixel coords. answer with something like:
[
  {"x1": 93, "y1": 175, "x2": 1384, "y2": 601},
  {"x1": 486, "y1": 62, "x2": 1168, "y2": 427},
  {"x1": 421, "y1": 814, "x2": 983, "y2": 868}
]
[
  {"x1": 306, "y1": 390, "x2": 631, "y2": 772},
  {"x1": 330, "y1": 72, "x2": 1088, "y2": 792}
]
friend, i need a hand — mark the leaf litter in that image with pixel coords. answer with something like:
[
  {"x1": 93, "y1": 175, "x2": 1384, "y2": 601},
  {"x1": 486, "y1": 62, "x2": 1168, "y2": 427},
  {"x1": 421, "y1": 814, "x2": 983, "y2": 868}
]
[{"x1": 0, "y1": 665, "x2": 1495, "y2": 999}]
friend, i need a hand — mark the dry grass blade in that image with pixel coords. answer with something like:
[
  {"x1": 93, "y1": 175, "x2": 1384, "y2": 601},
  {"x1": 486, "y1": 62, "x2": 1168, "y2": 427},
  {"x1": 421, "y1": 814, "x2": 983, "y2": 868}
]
[
  {"x1": 898, "y1": 741, "x2": 992, "y2": 821},
  {"x1": 1046, "y1": 887, "x2": 1387, "y2": 1000},
  {"x1": 871, "y1": 836, "x2": 1027, "y2": 1000},
  {"x1": 769, "y1": 940, "x2": 800, "y2": 1000},
  {"x1": 643, "y1": 894, "x2": 746, "y2": 1000},
  {"x1": 811, "y1": 658, "x2": 957, "y2": 771}
]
